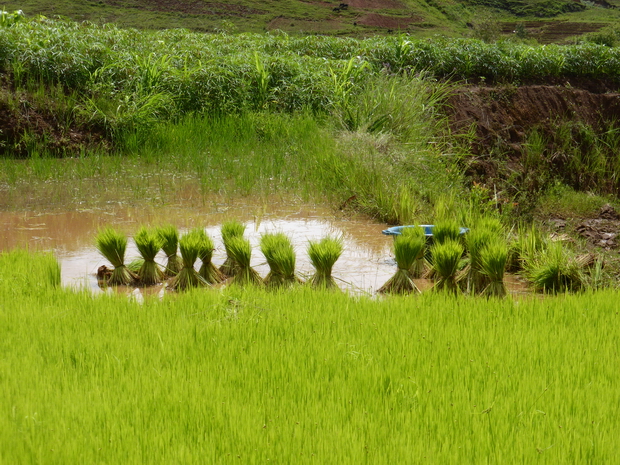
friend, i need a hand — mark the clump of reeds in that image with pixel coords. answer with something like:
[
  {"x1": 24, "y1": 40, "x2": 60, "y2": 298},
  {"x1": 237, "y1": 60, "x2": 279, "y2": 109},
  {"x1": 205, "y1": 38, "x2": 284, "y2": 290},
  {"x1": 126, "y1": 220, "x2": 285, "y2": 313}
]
[
  {"x1": 169, "y1": 229, "x2": 208, "y2": 291},
  {"x1": 378, "y1": 226, "x2": 425, "y2": 294},
  {"x1": 219, "y1": 220, "x2": 246, "y2": 277},
  {"x1": 431, "y1": 239, "x2": 464, "y2": 294},
  {"x1": 479, "y1": 240, "x2": 508, "y2": 297},
  {"x1": 226, "y1": 236, "x2": 264, "y2": 287},
  {"x1": 157, "y1": 224, "x2": 182, "y2": 277},
  {"x1": 197, "y1": 229, "x2": 225, "y2": 285},
  {"x1": 134, "y1": 226, "x2": 164, "y2": 285},
  {"x1": 525, "y1": 241, "x2": 583, "y2": 294},
  {"x1": 308, "y1": 236, "x2": 344, "y2": 289},
  {"x1": 260, "y1": 232, "x2": 302, "y2": 288},
  {"x1": 95, "y1": 228, "x2": 138, "y2": 286}
]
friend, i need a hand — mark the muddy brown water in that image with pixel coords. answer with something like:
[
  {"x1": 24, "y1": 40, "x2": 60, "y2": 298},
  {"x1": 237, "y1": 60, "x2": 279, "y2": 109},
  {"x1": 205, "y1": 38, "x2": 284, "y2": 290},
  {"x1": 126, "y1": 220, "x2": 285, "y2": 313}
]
[
  {"x1": 1, "y1": 199, "x2": 532, "y2": 297},
  {"x1": 0, "y1": 200, "x2": 399, "y2": 295}
]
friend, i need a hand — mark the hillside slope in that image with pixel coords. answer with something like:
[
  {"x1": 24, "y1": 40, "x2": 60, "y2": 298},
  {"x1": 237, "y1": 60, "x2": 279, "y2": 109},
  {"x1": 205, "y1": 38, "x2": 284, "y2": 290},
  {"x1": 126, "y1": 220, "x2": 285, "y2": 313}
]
[{"x1": 3, "y1": 0, "x2": 620, "y2": 40}]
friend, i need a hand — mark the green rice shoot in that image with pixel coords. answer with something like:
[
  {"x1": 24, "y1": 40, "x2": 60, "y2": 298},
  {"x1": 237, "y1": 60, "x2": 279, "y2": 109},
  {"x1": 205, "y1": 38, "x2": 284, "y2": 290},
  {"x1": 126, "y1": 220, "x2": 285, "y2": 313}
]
[
  {"x1": 134, "y1": 226, "x2": 165, "y2": 285},
  {"x1": 260, "y1": 232, "x2": 302, "y2": 288},
  {"x1": 525, "y1": 241, "x2": 583, "y2": 294},
  {"x1": 168, "y1": 229, "x2": 208, "y2": 291},
  {"x1": 479, "y1": 239, "x2": 508, "y2": 298},
  {"x1": 308, "y1": 236, "x2": 344, "y2": 289},
  {"x1": 432, "y1": 219, "x2": 461, "y2": 245},
  {"x1": 197, "y1": 229, "x2": 225, "y2": 285},
  {"x1": 431, "y1": 239, "x2": 464, "y2": 294},
  {"x1": 226, "y1": 236, "x2": 264, "y2": 287},
  {"x1": 219, "y1": 220, "x2": 246, "y2": 277},
  {"x1": 379, "y1": 226, "x2": 425, "y2": 295},
  {"x1": 95, "y1": 228, "x2": 138, "y2": 286},
  {"x1": 464, "y1": 226, "x2": 494, "y2": 294},
  {"x1": 157, "y1": 224, "x2": 182, "y2": 277}
]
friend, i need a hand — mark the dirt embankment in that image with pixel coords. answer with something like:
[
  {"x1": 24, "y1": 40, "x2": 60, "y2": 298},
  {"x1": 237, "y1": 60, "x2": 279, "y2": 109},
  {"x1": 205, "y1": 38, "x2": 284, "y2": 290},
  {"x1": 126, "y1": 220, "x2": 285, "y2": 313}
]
[{"x1": 445, "y1": 80, "x2": 620, "y2": 182}]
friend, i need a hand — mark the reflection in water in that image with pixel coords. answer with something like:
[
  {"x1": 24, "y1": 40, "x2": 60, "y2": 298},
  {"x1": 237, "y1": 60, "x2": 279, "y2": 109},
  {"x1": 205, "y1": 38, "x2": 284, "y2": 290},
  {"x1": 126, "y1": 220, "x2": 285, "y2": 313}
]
[{"x1": 0, "y1": 201, "x2": 396, "y2": 294}]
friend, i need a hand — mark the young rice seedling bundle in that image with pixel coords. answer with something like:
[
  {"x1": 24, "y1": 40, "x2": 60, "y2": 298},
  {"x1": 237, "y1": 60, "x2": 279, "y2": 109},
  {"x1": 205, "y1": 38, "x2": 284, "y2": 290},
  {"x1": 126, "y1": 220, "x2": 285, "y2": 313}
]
[
  {"x1": 134, "y1": 226, "x2": 164, "y2": 285},
  {"x1": 219, "y1": 220, "x2": 246, "y2": 277},
  {"x1": 308, "y1": 236, "x2": 344, "y2": 289},
  {"x1": 157, "y1": 224, "x2": 182, "y2": 277},
  {"x1": 197, "y1": 229, "x2": 225, "y2": 285},
  {"x1": 431, "y1": 238, "x2": 464, "y2": 294},
  {"x1": 95, "y1": 228, "x2": 138, "y2": 286},
  {"x1": 260, "y1": 232, "x2": 302, "y2": 288},
  {"x1": 378, "y1": 226, "x2": 425, "y2": 294},
  {"x1": 479, "y1": 239, "x2": 508, "y2": 297},
  {"x1": 169, "y1": 229, "x2": 208, "y2": 291},
  {"x1": 226, "y1": 236, "x2": 264, "y2": 287}
]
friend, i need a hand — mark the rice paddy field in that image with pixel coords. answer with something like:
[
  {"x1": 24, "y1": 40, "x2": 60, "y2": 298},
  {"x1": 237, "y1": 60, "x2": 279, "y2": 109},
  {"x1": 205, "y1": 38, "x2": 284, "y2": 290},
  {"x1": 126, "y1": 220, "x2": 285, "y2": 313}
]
[
  {"x1": 2, "y1": 12, "x2": 620, "y2": 464},
  {"x1": 0, "y1": 249, "x2": 619, "y2": 463}
]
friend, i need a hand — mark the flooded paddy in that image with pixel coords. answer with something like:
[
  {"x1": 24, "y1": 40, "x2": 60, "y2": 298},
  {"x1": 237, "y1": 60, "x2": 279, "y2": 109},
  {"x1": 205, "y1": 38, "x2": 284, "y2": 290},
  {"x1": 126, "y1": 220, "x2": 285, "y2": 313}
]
[{"x1": 0, "y1": 199, "x2": 400, "y2": 295}]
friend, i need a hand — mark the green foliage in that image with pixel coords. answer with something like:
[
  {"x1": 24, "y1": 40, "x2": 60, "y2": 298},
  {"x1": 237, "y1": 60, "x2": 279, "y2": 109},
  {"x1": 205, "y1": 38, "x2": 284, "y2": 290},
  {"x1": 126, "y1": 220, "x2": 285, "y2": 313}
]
[
  {"x1": 0, "y1": 248, "x2": 59, "y2": 294},
  {"x1": 157, "y1": 224, "x2": 182, "y2": 277},
  {"x1": 95, "y1": 228, "x2": 137, "y2": 286},
  {"x1": 432, "y1": 219, "x2": 462, "y2": 245},
  {"x1": 3, "y1": 250, "x2": 620, "y2": 462},
  {"x1": 219, "y1": 220, "x2": 246, "y2": 277},
  {"x1": 260, "y1": 232, "x2": 301, "y2": 288},
  {"x1": 378, "y1": 227, "x2": 426, "y2": 294},
  {"x1": 479, "y1": 239, "x2": 508, "y2": 297},
  {"x1": 197, "y1": 230, "x2": 225, "y2": 285},
  {"x1": 308, "y1": 236, "x2": 344, "y2": 289},
  {"x1": 134, "y1": 226, "x2": 164, "y2": 285},
  {"x1": 525, "y1": 241, "x2": 583, "y2": 293},
  {"x1": 226, "y1": 236, "x2": 263, "y2": 287},
  {"x1": 169, "y1": 229, "x2": 208, "y2": 291},
  {"x1": 431, "y1": 239, "x2": 464, "y2": 294}
]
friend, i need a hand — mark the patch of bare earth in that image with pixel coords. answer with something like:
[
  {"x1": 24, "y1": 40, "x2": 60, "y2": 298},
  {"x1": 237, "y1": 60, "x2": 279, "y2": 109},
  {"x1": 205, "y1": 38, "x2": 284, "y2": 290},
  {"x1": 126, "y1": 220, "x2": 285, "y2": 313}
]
[
  {"x1": 356, "y1": 13, "x2": 422, "y2": 28},
  {"x1": 445, "y1": 82, "x2": 620, "y2": 180}
]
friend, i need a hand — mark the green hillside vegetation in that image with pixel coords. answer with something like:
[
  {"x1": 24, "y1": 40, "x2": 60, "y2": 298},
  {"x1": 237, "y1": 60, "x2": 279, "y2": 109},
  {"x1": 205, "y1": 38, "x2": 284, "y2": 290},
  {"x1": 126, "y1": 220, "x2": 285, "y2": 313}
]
[{"x1": 3, "y1": 0, "x2": 620, "y2": 40}]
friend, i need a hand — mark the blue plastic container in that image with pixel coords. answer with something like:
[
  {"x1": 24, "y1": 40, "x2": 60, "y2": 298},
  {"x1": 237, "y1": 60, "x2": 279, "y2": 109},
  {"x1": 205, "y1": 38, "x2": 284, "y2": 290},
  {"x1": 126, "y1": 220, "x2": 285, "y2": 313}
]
[{"x1": 382, "y1": 225, "x2": 469, "y2": 237}]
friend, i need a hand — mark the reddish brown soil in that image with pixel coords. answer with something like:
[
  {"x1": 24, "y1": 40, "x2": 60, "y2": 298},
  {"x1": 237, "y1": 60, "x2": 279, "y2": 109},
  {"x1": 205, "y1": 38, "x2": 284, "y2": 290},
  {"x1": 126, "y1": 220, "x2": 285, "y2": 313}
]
[{"x1": 445, "y1": 82, "x2": 620, "y2": 181}]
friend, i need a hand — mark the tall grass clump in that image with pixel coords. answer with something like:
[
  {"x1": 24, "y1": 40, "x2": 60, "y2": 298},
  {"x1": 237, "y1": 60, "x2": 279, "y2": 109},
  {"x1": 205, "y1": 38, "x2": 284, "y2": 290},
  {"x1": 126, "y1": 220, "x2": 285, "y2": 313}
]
[
  {"x1": 157, "y1": 225, "x2": 182, "y2": 277},
  {"x1": 219, "y1": 220, "x2": 246, "y2": 277},
  {"x1": 169, "y1": 229, "x2": 208, "y2": 291},
  {"x1": 134, "y1": 226, "x2": 164, "y2": 285},
  {"x1": 378, "y1": 227, "x2": 425, "y2": 295},
  {"x1": 508, "y1": 223, "x2": 545, "y2": 271},
  {"x1": 95, "y1": 228, "x2": 137, "y2": 286},
  {"x1": 197, "y1": 229, "x2": 225, "y2": 285},
  {"x1": 525, "y1": 241, "x2": 583, "y2": 294},
  {"x1": 479, "y1": 239, "x2": 508, "y2": 297},
  {"x1": 0, "y1": 249, "x2": 60, "y2": 294},
  {"x1": 260, "y1": 232, "x2": 302, "y2": 288},
  {"x1": 431, "y1": 239, "x2": 464, "y2": 294},
  {"x1": 226, "y1": 236, "x2": 263, "y2": 287},
  {"x1": 308, "y1": 236, "x2": 344, "y2": 289}
]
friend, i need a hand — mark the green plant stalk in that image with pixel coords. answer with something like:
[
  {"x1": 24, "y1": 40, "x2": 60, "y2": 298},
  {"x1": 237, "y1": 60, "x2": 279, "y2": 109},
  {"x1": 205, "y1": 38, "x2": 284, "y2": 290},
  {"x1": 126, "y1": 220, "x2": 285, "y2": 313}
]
[
  {"x1": 227, "y1": 236, "x2": 263, "y2": 287},
  {"x1": 219, "y1": 220, "x2": 246, "y2": 277},
  {"x1": 431, "y1": 239, "x2": 464, "y2": 294},
  {"x1": 169, "y1": 229, "x2": 208, "y2": 291},
  {"x1": 197, "y1": 230, "x2": 225, "y2": 285},
  {"x1": 95, "y1": 227, "x2": 138, "y2": 286},
  {"x1": 379, "y1": 227, "x2": 425, "y2": 294},
  {"x1": 158, "y1": 225, "x2": 182, "y2": 277},
  {"x1": 479, "y1": 240, "x2": 508, "y2": 298},
  {"x1": 261, "y1": 232, "x2": 302, "y2": 288}
]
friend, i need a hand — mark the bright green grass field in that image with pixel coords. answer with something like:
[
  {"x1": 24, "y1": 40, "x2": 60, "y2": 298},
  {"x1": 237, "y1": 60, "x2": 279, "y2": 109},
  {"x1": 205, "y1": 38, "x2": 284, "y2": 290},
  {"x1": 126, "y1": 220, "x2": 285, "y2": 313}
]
[{"x1": 1, "y1": 250, "x2": 618, "y2": 463}]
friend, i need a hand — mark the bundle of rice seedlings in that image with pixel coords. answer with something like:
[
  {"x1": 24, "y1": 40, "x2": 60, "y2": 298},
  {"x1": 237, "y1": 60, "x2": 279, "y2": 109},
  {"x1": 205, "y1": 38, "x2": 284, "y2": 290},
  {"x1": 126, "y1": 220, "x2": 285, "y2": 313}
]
[
  {"x1": 431, "y1": 239, "x2": 464, "y2": 294},
  {"x1": 157, "y1": 224, "x2": 182, "y2": 277},
  {"x1": 226, "y1": 236, "x2": 264, "y2": 287},
  {"x1": 464, "y1": 227, "x2": 493, "y2": 293},
  {"x1": 378, "y1": 227, "x2": 425, "y2": 294},
  {"x1": 507, "y1": 223, "x2": 545, "y2": 272},
  {"x1": 197, "y1": 229, "x2": 225, "y2": 285},
  {"x1": 169, "y1": 229, "x2": 208, "y2": 291},
  {"x1": 479, "y1": 240, "x2": 508, "y2": 298},
  {"x1": 134, "y1": 226, "x2": 164, "y2": 285},
  {"x1": 260, "y1": 232, "x2": 302, "y2": 288},
  {"x1": 308, "y1": 236, "x2": 344, "y2": 289},
  {"x1": 95, "y1": 228, "x2": 138, "y2": 286},
  {"x1": 525, "y1": 242, "x2": 583, "y2": 294},
  {"x1": 432, "y1": 219, "x2": 461, "y2": 245},
  {"x1": 219, "y1": 220, "x2": 246, "y2": 277}
]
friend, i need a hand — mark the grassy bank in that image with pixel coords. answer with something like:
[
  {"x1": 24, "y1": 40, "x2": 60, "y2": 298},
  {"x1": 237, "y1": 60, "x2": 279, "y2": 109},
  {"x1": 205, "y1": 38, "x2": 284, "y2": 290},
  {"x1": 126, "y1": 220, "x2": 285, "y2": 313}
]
[{"x1": 1, "y1": 249, "x2": 619, "y2": 463}]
